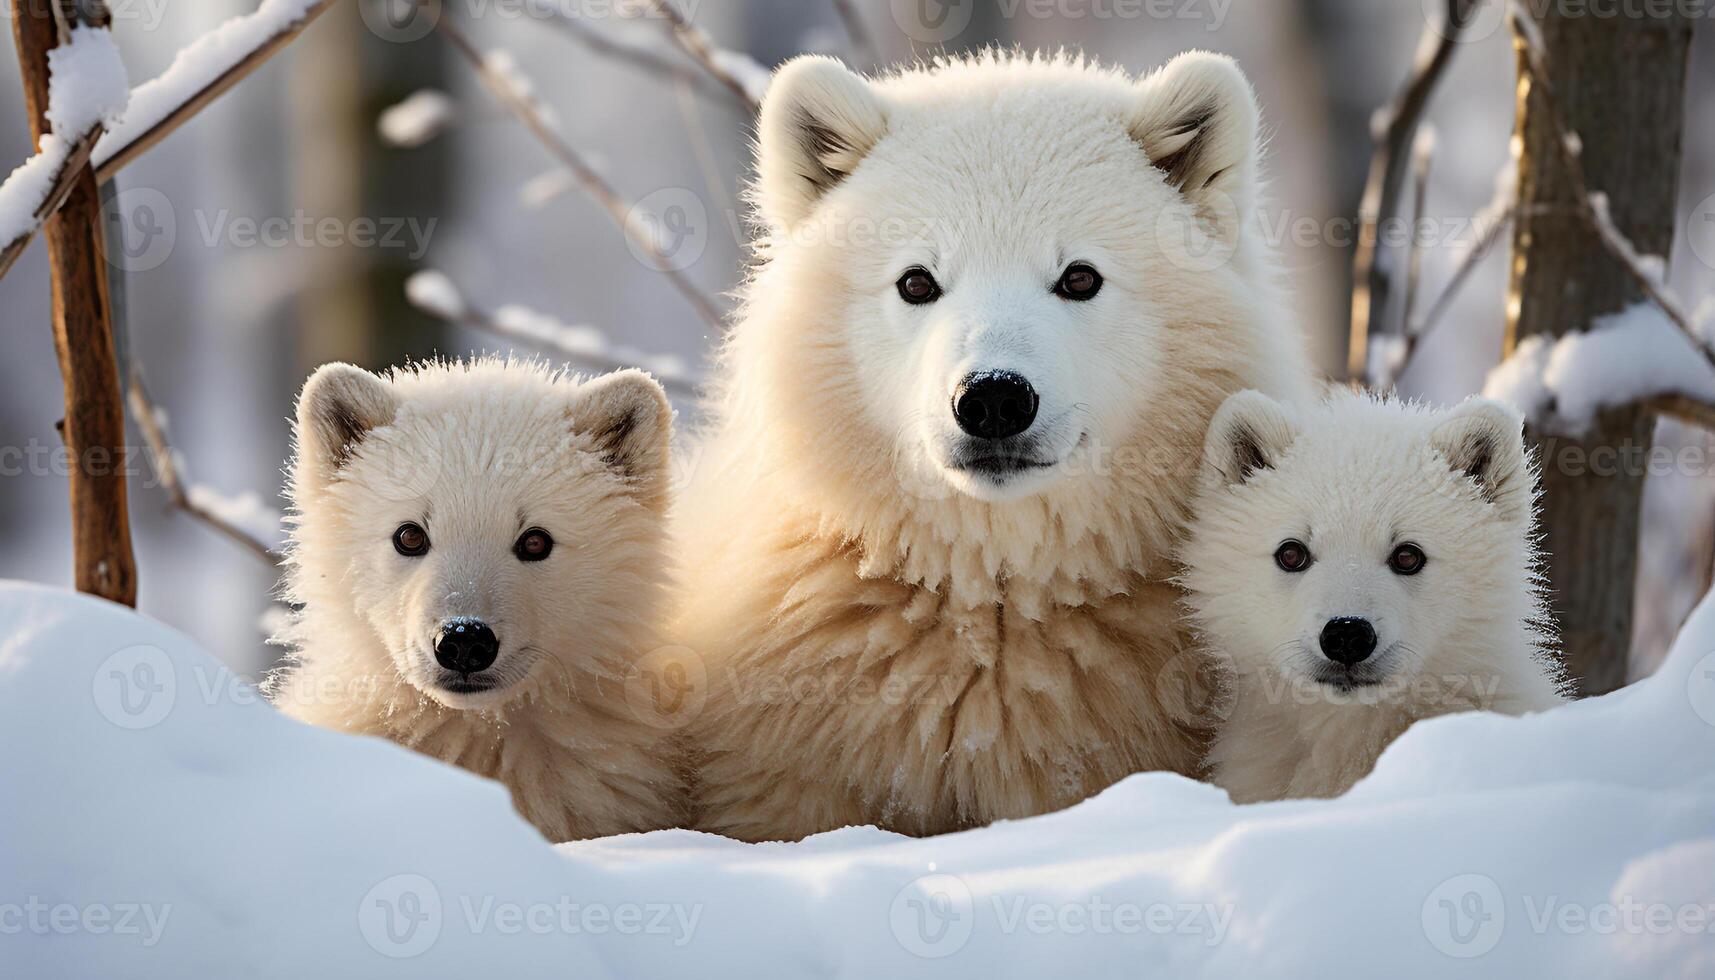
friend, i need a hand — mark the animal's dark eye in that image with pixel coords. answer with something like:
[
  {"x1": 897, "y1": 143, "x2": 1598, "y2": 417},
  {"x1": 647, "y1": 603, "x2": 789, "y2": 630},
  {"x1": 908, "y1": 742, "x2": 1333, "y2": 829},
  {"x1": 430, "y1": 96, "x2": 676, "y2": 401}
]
[
  {"x1": 1053, "y1": 262, "x2": 1103, "y2": 301},
  {"x1": 896, "y1": 267, "x2": 941, "y2": 305},
  {"x1": 1274, "y1": 539, "x2": 1312, "y2": 573},
  {"x1": 1389, "y1": 543, "x2": 1427, "y2": 576},
  {"x1": 393, "y1": 523, "x2": 430, "y2": 558},
  {"x1": 515, "y1": 528, "x2": 554, "y2": 563}
]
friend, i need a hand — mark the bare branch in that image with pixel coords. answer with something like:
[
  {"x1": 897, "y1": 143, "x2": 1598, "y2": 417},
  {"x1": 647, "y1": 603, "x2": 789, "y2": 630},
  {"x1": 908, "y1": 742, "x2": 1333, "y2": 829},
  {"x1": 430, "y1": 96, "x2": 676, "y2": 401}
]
[
  {"x1": 125, "y1": 367, "x2": 282, "y2": 565},
  {"x1": 642, "y1": 0, "x2": 766, "y2": 113},
  {"x1": 536, "y1": 5, "x2": 742, "y2": 108},
  {"x1": 435, "y1": 15, "x2": 727, "y2": 333},
  {"x1": 1347, "y1": 0, "x2": 1479, "y2": 381},
  {"x1": 1648, "y1": 394, "x2": 1715, "y2": 433}
]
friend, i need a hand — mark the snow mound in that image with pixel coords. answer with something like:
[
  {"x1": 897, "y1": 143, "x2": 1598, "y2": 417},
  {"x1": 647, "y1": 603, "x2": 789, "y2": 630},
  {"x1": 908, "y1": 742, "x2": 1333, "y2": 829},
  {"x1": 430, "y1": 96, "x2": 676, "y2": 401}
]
[{"x1": 1, "y1": 580, "x2": 1711, "y2": 978}]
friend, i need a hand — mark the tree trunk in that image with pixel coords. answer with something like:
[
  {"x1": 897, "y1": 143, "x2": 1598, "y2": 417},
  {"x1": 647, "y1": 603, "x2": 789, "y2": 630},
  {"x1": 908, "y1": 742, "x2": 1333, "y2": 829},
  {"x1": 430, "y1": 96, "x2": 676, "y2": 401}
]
[
  {"x1": 1505, "y1": 7, "x2": 1692, "y2": 695},
  {"x1": 12, "y1": 1, "x2": 137, "y2": 606}
]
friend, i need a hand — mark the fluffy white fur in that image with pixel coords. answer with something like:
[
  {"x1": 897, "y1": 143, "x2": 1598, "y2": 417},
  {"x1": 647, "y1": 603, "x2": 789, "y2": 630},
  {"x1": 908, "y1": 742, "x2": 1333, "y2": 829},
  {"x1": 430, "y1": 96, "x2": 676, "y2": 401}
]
[
  {"x1": 675, "y1": 50, "x2": 1314, "y2": 841},
  {"x1": 268, "y1": 359, "x2": 685, "y2": 841},
  {"x1": 1181, "y1": 391, "x2": 1568, "y2": 804}
]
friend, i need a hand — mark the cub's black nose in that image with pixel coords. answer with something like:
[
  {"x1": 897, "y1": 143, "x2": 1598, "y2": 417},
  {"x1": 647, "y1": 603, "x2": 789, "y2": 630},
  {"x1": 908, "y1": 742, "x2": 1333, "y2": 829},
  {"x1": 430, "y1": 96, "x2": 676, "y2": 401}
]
[
  {"x1": 1320, "y1": 617, "x2": 1378, "y2": 666},
  {"x1": 435, "y1": 619, "x2": 499, "y2": 674},
  {"x1": 952, "y1": 371, "x2": 1039, "y2": 440}
]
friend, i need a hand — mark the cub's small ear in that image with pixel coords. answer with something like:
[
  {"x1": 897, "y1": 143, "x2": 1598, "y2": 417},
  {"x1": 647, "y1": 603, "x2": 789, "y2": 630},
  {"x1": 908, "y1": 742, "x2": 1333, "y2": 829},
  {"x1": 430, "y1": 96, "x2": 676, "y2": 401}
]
[
  {"x1": 1131, "y1": 52, "x2": 1261, "y2": 225},
  {"x1": 1429, "y1": 397, "x2": 1530, "y2": 517},
  {"x1": 293, "y1": 363, "x2": 396, "y2": 488},
  {"x1": 1203, "y1": 390, "x2": 1299, "y2": 488},
  {"x1": 568, "y1": 370, "x2": 673, "y2": 509},
  {"x1": 755, "y1": 55, "x2": 887, "y2": 232}
]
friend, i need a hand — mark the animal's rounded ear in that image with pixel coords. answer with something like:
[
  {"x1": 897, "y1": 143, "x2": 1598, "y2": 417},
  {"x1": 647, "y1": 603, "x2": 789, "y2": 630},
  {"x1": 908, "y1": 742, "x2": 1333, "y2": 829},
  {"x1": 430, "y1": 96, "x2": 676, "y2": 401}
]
[
  {"x1": 1429, "y1": 397, "x2": 1531, "y2": 518},
  {"x1": 755, "y1": 55, "x2": 887, "y2": 233},
  {"x1": 1203, "y1": 390, "x2": 1299, "y2": 488},
  {"x1": 1131, "y1": 51, "x2": 1261, "y2": 224},
  {"x1": 293, "y1": 363, "x2": 396, "y2": 489},
  {"x1": 568, "y1": 370, "x2": 673, "y2": 510}
]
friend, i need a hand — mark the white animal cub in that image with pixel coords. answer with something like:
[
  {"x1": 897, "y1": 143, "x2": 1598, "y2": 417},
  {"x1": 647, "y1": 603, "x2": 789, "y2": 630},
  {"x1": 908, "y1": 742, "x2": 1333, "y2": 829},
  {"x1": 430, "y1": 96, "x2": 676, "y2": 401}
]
[
  {"x1": 268, "y1": 359, "x2": 684, "y2": 841},
  {"x1": 1180, "y1": 391, "x2": 1566, "y2": 803}
]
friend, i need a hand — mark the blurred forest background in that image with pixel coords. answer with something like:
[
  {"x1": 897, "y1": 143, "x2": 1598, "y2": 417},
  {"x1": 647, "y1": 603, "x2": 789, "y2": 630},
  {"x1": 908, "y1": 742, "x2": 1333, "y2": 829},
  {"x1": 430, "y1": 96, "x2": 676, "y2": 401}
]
[{"x1": 1, "y1": 0, "x2": 1710, "y2": 683}]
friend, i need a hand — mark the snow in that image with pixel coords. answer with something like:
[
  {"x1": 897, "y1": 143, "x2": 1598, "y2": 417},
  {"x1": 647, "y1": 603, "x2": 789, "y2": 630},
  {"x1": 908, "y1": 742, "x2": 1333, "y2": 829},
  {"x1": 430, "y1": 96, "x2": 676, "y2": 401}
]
[
  {"x1": 93, "y1": 0, "x2": 326, "y2": 167},
  {"x1": 708, "y1": 48, "x2": 772, "y2": 105},
  {"x1": 404, "y1": 270, "x2": 467, "y2": 320},
  {"x1": 0, "y1": 25, "x2": 130, "y2": 245},
  {"x1": 185, "y1": 485, "x2": 284, "y2": 548},
  {"x1": 378, "y1": 90, "x2": 455, "y2": 149},
  {"x1": 45, "y1": 26, "x2": 131, "y2": 137},
  {"x1": 1483, "y1": 303, "x2": 1715, "y2": 432},
  {"x1": 2, "y1": 577, "x2": 1712, "y2": 977}
]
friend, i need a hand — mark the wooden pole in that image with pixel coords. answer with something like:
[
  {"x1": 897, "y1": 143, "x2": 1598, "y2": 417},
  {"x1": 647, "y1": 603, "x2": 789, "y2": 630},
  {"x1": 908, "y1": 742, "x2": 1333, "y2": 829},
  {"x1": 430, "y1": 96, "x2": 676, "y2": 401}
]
[{"x1": 12, "y1": 0, "x2": 137, "y2": 606}]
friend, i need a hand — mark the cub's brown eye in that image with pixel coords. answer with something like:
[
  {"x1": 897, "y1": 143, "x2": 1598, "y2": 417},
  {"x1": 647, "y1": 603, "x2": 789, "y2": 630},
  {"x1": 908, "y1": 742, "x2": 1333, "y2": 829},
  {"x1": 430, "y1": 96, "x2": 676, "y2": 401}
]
[
  {"x1": 1389, "y1": 543, "x2": 1427, "y2": 576},
  {"x1": 896, "y1": 267, "x2": 941, "y2": 305},
  {"x1": 1053, "y1": 262, "x2": 1103, "y2": 301},
  {"x1": 393, "y1": 523, "x2": 429, "y2": 557},
  {"x1": 515, "y1": 528, "x2": 554, "y2": 563},
  {"x1": 1274, "y1": 539, "x2": 1312, "y2": 573}
]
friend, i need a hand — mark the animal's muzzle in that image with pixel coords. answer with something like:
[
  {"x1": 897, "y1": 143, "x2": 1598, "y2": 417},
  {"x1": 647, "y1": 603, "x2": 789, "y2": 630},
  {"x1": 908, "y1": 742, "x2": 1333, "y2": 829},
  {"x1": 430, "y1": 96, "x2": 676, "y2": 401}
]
[{"x1": 434, "y1": 617, "x2": 500, "y2": 674}]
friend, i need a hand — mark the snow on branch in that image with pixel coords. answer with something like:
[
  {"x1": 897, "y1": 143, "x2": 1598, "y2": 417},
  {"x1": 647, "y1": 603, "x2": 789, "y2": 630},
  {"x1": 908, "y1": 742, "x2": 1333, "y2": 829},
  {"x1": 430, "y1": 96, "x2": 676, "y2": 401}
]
[
  {"x1": 641, "y1": 0, "x2": 770, "y2": 112},
  {"x1": 1483, "y1": 303, "x2": 1715, "y2": 435},
  {"x1": 125, "y1": 368, "x2": 284, "y2": 565},
  {"x1": 406, "y1": 270, "x2": 702, "y2": 398},
  {"x1": 93, "y1": 0, "x2": 339, "y2": 179},
  {"x1": 434, "y1": 15, "x2": 727, "y2": 333},
  {"x1": 0, "y1": 23, "x2": 128, "y2": 279}
]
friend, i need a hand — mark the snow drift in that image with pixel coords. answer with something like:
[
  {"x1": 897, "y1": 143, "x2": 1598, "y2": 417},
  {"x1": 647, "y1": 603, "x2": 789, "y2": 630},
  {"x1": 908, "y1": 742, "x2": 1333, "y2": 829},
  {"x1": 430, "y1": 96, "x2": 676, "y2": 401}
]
[{"x1": 0, "y1": 580, "x2": 1710, "y2": 978}]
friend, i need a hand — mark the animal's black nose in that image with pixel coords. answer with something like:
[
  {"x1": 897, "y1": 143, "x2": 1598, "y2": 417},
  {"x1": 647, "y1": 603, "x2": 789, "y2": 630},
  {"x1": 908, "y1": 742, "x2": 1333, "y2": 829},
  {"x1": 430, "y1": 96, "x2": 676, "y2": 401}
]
[
  {"x1": 952, "y1": 371, "x2": 1039, "y2": 440},
  {"x1": 435, "y1": 619, "x2": 499, "y2": 674},
  {"x1": 1320, "y1": 617, "x2": 1378, "y2": 666}
]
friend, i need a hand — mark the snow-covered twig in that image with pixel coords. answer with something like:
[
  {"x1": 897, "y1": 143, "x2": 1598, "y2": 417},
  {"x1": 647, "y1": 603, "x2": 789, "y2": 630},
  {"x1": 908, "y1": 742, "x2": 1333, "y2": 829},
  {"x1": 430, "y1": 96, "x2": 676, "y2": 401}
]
[
  {"x1": 125, "y1": 368, "x2": 283, "y2": 565},
  {"x1": 434, "y1": 16, "x2": 727, "y2": 333},
  {"x1": 641, "y1": 0, "x2": 769, "y2": 112},
  {"x1": 0, "y1": 22, "x2": 128, "y2": 280},
  {"x1": 1348, "y1": 0, "x2": 1479, "y2": 382},
  {"x1": 1506, "y1": 0, "x2": 1714, "y2": 374},
  {"x1": 93, "y1": 0, "x2": 339, "y2": 180},
  {"x1": 405, "y1": 270, "x2": 703, "y2": 398}
]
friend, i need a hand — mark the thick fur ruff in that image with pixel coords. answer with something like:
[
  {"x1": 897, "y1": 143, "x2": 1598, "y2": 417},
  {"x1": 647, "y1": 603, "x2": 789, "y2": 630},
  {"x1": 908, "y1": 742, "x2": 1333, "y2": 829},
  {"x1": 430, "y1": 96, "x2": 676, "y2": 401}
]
[
  {"x1": 676, "y1": 51, "x2": 1313, "y2": 841},
  {"x1": 1182, "y1": 391, "x2": 1568, "y2": 803},
  {"x1": 268, "y1": 359, "x2": 685, "y2": 841}
]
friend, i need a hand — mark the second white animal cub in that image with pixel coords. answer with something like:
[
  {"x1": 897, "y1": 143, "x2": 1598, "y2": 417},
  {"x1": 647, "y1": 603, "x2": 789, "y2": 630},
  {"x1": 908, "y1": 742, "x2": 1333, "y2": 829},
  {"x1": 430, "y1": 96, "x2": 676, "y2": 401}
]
[
  {"x1": 1180, "y1": 391, "x2": 1567, "y2": 803},
  {"x1": 269, "y1": 359, "x2": 684, "y2": 841}
]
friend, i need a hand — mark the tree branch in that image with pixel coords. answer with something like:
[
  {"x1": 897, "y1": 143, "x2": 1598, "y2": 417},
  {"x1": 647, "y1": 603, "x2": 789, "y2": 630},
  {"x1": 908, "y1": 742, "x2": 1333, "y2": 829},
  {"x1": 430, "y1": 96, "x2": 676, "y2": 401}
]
[
  {"x1": 535, "y1": 4, "x2": 743, "y2": 108},
  {"x1": 125, "y1": 367, "x2": 282, "y2": 565},
  {"x1": 1347, "y1": 0, "x2": 1479, "y2": 381},
  {"x1": 435, "y1": 15, "x2": 727, "y2": 333},
  {"x1": 829, "y1": 0, "x2": 880, "y2": 65},
  {"x1": 641, "y1": 0, "x2": 766, "y2": 113}
]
